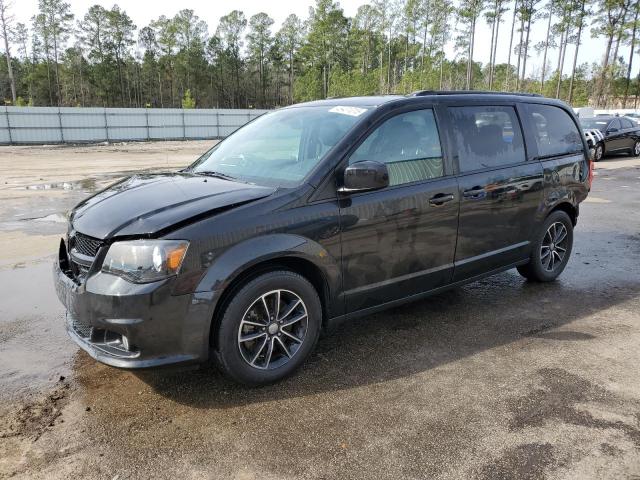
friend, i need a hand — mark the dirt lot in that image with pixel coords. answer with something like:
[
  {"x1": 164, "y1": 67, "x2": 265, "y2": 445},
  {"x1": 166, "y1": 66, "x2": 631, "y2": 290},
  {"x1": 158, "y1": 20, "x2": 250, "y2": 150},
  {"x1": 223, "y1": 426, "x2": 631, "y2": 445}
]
[{"x1": 0, "y1": 142, "x2": 639, "y2": 480}]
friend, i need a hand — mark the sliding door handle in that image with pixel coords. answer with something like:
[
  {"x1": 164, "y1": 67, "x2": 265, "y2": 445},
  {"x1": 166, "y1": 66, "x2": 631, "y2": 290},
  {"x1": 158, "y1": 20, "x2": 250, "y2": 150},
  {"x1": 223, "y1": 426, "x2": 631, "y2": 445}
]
[
  {"x1": 463, "y1": 186, "x2": 485, "y2": 199},
  {"x1": 429, "y1": 193, "x2": 455, "y2": 206}
]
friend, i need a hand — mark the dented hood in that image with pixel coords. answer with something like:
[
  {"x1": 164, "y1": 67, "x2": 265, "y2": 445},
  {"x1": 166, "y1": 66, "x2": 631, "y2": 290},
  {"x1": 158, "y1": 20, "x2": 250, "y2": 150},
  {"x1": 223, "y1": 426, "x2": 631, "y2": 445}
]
[{"x1": 70, "y1": 173, "x2": 275, "y2": 239}]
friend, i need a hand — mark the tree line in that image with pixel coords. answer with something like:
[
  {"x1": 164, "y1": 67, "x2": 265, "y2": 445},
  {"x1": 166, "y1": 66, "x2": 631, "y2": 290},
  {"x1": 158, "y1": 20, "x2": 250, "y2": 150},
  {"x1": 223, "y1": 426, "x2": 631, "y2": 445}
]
[{"x1": 0, "y1": 0, "x2": 638, "y2": 109}]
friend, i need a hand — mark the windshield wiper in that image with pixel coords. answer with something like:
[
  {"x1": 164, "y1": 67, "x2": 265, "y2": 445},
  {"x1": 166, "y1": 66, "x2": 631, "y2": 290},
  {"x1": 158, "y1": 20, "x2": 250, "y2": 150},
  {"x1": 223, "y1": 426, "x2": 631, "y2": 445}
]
[{"x1": 195, "y1": 171, "x2": 237, "y2": 181}]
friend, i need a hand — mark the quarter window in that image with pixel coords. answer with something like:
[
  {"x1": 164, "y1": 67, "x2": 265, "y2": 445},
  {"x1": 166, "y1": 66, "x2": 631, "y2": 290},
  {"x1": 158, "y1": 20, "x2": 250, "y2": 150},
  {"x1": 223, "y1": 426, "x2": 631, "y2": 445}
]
[
  {"x1": 349, "y1": 109, "x2": 444, "y2": 186},
  {"x1": 608, "y1": 119, "x2": 621, "y2": 131},
  {"x1": 448, "y1": 106, "x2": 526, "y2": 172},
  {"x1": 526, "y1": 104, "x2": 583, "y2": 158}
]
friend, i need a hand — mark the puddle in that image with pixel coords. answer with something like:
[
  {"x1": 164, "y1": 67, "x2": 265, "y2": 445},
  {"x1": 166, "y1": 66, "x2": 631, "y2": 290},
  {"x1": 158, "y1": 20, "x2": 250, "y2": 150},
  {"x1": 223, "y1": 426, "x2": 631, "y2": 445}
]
[
  {"x1": 0, "y1": 262, "x2": 75, "y2": 401},
  {"x1": 21, "y1": 178, "x2": 98, "y2": 192},
  {"x1": 21, "y1": 213, "x2": 68, "y2": 223}
]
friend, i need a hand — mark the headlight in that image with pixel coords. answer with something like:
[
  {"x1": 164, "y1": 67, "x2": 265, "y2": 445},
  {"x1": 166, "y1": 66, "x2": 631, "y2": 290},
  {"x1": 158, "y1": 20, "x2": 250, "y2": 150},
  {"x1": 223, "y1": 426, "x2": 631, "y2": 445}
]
[{"x1": 102, "y1": 240, "x2": 189, "y2": 283}]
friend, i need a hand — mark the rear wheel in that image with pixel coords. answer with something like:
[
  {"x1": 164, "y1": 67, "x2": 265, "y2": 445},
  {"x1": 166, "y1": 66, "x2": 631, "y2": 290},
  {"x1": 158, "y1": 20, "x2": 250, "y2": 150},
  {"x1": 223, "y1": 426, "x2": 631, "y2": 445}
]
[
  {"x1": 213, "y1": 270, "x2": 322, "y2": 386},
  {"x1": 631, "y1": 140, "x2": 640, "y2": 157},
  {"x1": 594, "y1": 142, "x2": 604, "y2": 161},
  {"x1": 517, "y1": 210, "x2": 573, "y2": 282}
]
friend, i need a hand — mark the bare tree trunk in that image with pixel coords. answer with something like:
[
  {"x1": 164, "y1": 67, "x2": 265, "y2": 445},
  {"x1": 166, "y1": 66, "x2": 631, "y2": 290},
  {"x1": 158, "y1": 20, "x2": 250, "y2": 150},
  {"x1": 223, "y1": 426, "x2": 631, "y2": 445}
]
[
  {"x1": 540, "y1": 4, "x2": 553, "y2": 92},
  {"x1": 555, "y1": 28, "x2": 566, "y2": 99},
  {"x1": 0, "y1": 2, "x2": 16, "y2": 103},
  {"x1": 596, "y1": 34, "x2": 614, "y2": 106},
  {"x1": 521, "y1": 16, "x2": 532, "y2": 88},
  {"x1": 470, "y1": 16, "x2": 477, "y2": 89},
  {"x1": 515, "y1": 7, "x2": 525, "y2": 90},
  {"x1": 568, "y1": 0, "x2": 585, "y2": 103},
  {"x1": 488, "y1": 1, "x2": 497, "y2": 89},
  {"x1": 505, "y1": 0, "x2": 519, "y2": 90},
  {"x1": 623, "y1": 2, "x2": 639, "y2": 107},
  {"x1": 605, "y1": 6, "x2": 628, "y2": 107},
  {"x1": 53, "y1": 40, "x2": 62, "y2": 104}
]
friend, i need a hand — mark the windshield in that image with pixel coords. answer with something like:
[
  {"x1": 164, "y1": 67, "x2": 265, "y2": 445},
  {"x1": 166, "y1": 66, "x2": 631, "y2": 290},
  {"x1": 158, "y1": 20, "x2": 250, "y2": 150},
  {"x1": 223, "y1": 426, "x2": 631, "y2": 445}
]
[
  {"x1": 580, "y1": 118, "x2": 609, "y2": 130},
  {"x1": 189, "y1": 106, "x2": 369, "y2": 187}
]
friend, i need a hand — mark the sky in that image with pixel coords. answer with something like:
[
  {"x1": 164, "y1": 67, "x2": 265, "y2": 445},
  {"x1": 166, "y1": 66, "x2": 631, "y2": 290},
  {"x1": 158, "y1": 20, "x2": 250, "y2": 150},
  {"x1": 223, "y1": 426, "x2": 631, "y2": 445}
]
[{"x1": 11, "y1": 0, "x2": 639, "y2": 79}]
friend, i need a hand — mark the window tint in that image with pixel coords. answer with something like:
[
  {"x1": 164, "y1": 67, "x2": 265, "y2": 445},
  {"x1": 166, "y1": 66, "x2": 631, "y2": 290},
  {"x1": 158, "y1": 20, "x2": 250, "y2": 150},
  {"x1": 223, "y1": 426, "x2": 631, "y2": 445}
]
[
  {"x1": 350, "y1": 109, "x2": 443, "y2": 186},
  {"x1": 527, "y1": 104, "x2": 583, "y2": 158},
  {"x1": 608, "y1": 119, "x2": 621, "y2": 130},
  {"x1": 449, "y1": 106, "x2": 525, "y2": 172},
  {"x1": 620, "y1": 118, "x2": 634, "y2": 129}
]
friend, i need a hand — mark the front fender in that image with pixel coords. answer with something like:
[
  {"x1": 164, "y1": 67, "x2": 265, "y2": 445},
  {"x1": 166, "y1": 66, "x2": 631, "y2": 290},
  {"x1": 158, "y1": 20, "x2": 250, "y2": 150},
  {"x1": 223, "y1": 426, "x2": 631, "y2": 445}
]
[{"x1": 195, "y1": 232, "x2": 341, "y2": 312}]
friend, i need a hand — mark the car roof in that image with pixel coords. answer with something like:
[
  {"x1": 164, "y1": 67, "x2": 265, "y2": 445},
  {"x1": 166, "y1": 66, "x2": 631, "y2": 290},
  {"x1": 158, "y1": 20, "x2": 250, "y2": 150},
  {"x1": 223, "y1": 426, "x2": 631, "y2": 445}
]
[
  {"x1": 287, "y1": 96, "x2": 404, "y2": 108},
  {"x1": 286, "y1": 91, "x2": 568, "y2": 110},
  {"x1": 583, "y1": 116, "x2": 616, "y2": 121}
]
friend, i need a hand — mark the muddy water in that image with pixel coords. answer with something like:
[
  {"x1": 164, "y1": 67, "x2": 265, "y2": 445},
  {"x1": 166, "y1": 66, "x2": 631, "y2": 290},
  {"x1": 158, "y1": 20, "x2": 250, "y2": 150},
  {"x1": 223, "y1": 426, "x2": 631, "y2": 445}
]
[
  {"x1": 0, "y1": 263, "x2": 72, "y2": 401},
  {"x1": 0, "y1": 142, "x2": 201, "y2": 401}
]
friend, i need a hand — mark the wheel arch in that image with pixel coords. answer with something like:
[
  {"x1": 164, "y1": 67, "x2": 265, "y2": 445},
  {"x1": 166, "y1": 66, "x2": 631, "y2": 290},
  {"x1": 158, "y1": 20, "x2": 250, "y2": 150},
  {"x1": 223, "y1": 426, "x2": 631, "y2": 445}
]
[
  {"x1": 196, "y1": 234, "x2": 340, "y2": 349},
  {"x1": 549, "y1": 201, "x2": 578, "y2": 226}
]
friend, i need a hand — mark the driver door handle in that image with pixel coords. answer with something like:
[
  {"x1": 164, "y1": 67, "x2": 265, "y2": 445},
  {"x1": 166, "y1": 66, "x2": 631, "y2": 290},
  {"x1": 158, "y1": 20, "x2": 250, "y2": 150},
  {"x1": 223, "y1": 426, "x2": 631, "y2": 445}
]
[{"x1": 429, "y1": 193, "x2": 455, "y2": 206}]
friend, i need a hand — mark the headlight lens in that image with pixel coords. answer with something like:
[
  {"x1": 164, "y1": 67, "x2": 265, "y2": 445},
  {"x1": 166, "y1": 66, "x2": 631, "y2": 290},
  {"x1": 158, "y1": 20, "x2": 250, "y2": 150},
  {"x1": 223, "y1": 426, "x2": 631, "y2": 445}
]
[{"x1": 102, "y1": 240, "x2": 189, "y2": 283}]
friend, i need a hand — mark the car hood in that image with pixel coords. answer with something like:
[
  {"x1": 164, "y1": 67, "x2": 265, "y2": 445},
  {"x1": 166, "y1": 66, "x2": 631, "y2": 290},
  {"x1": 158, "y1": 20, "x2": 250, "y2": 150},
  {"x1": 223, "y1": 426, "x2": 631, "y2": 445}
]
[{"x1": 71, "y1": 173, "x2": 276, "y2": 239}]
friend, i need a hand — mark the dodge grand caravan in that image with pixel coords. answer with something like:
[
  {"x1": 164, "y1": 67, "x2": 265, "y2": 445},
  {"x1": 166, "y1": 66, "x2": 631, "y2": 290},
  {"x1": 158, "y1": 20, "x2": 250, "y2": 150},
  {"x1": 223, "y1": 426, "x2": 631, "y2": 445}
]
[{"x1": 54, "y1": 92, "x2": 592, "y2": 385}]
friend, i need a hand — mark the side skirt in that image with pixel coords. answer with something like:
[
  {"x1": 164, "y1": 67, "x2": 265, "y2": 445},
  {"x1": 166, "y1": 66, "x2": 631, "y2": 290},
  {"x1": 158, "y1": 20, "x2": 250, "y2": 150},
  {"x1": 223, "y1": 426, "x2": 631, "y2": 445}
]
[{"x1": 324, "y1": 259, "x2": 529, "y2": 331}]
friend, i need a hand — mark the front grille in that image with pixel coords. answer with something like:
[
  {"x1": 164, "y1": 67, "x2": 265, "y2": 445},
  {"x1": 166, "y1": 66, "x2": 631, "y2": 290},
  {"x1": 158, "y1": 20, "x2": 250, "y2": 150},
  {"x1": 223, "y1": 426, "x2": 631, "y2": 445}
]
[
  {"x1": 72, "y1": 233, "x2": 103, "y2": 257},
  {"x1": 71, "y1": 315, "x2": 93, "y2": 339}
]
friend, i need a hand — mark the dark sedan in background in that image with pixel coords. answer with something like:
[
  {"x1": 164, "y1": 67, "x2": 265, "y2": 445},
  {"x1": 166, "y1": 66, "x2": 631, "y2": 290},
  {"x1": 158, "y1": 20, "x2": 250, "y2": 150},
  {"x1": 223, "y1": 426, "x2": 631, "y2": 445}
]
[{"x1": 580, "y1": 116, "x2": 640, "y2": 161}]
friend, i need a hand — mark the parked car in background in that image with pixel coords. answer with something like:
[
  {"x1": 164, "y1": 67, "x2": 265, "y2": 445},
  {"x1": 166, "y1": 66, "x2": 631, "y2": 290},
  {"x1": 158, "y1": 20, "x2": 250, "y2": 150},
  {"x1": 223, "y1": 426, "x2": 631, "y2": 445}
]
[
  {"x1": 580, "y1": 116, "x2": 640, "y2": 161},
  {"x1": 54, "y1": 92, "x2": 592, "y2": 385},
  {"x1": 625, "y1": 112, "x2": 640, "y2": 125}
]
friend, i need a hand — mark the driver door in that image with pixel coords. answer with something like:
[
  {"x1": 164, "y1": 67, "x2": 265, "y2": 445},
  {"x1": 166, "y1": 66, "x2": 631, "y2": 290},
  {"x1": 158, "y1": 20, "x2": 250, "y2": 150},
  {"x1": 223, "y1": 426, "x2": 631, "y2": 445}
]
[{"x1": 338, "y1": 108, "x2": 459, "y2": 313}]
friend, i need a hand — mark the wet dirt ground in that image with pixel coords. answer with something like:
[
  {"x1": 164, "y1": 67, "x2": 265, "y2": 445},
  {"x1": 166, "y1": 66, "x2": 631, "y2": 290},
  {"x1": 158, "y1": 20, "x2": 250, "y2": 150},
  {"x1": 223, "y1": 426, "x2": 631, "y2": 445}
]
[{"x1": 0, "y1": 143, "x2": 639, "y2": 479}]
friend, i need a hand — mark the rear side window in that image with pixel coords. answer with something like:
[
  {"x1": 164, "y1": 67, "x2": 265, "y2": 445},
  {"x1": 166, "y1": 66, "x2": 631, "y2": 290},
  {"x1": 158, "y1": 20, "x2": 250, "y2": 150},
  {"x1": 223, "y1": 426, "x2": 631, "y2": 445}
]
[
  {"x1": 448, "y1": 106, "x2": 525, "y2": 172},
  {"x1": 527, "y1": 104, "x2": 583, "y2": 158},
  {"x1": 619, "y1": 118, "x2": 634, "y2": 129},
  {"x1": 350, "y1": 109, "x2": 444, "y2": 186}
]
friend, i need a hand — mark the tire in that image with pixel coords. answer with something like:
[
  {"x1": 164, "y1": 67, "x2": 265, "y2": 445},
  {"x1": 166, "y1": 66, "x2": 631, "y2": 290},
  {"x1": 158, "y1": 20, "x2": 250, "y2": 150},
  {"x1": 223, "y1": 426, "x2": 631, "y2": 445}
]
[
  {"x1": 213, "y1": 270, "x2": 322, "y2": 386},
  {"x1": 594, "y1": 142, "x2": 604, "y2": 161},
  {"x1": 630, "y1": 140, "x2": 640, "y2": 157},
  {"x1": 517, "y1": 210, "x2": 574, "y2": 282}
]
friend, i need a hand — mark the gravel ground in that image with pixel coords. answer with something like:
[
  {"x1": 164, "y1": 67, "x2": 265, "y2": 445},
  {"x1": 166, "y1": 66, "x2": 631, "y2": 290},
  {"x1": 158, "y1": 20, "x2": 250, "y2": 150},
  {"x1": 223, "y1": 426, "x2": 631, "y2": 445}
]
[{"x1": 0, "y1": 142, "x2": 639, "y2": 480}]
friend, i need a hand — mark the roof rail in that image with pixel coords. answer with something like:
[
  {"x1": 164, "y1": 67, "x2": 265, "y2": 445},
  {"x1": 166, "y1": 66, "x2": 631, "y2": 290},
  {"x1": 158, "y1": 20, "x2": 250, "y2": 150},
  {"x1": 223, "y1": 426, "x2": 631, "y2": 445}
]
[{"x1": 409, "y1": 90, "x2": 543, "y2": 98}]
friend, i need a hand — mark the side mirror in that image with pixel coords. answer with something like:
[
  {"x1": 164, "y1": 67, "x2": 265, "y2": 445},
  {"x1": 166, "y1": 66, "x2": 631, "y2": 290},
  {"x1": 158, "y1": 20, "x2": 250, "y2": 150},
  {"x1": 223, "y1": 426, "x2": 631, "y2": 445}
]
[
  {"x1": 607, "y1": 127, "x2": 618, "y2": 134},
  {"x1": 339, "y1": 160, "x2": 389, "y2": 193}
]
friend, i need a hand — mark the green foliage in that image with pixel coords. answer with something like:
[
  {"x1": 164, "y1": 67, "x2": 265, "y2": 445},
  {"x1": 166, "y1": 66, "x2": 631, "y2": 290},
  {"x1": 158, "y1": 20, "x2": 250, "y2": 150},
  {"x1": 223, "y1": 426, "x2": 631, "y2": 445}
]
[
  {"x1": 181, "y1": 89, "x2": 195, "y2": 108},
  {"x1": 0, "y1": 0, "x2": 637, "y2": 109}
]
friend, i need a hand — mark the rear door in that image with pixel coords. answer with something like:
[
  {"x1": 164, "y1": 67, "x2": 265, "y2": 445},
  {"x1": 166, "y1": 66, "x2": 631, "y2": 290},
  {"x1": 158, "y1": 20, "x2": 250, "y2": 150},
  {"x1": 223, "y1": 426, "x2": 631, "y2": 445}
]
[
  {"x1": 619, "y1": 118, "x2": 637, "y2": 150},
  {"x1": 339, "y1": 107, "x2": 459, "y2": 313},
  {"x1": 444, "y1": 104, "x2": 544, "y2": 281},
  {"x1": 605, "y1": 118, "x2": 625, "y2": 152}
]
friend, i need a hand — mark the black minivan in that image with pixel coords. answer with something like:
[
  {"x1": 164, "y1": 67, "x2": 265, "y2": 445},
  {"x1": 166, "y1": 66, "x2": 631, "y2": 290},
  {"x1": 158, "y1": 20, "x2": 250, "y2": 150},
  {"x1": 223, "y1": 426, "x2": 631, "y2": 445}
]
[{"x1": 54, "y1": 92, "x2": 592, "y2": 385}]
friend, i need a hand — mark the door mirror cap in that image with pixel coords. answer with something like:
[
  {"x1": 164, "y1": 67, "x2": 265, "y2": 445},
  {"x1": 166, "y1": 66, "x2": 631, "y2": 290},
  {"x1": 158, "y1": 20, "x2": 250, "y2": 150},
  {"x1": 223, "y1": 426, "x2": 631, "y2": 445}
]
[
  {"x1": 339, "y1": 160, "x2": 389, "y2": 193},
  {"x1": 607, "y1": 127, "x2": 618, "y2": 134}
]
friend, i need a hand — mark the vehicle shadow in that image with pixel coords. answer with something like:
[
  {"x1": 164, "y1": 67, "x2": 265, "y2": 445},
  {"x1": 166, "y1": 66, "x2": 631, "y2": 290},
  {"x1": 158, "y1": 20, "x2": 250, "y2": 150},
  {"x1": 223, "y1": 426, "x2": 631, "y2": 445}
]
[{"x1": 134, "y1": 267, "x2": 640, "y2": 410}]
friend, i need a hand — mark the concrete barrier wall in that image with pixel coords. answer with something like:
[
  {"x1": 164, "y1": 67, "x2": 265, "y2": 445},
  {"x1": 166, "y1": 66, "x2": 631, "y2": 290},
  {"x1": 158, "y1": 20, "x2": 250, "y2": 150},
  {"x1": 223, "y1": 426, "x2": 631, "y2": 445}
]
[{"x1": 0, "y1": 107, "x2": 270, "y2": 145}]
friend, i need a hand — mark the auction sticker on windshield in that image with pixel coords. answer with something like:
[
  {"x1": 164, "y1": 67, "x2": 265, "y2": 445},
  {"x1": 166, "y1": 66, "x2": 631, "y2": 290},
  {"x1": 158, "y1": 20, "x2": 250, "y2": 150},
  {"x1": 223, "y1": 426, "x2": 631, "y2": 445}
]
[{"x1": 329, "y1": 106, "x2": 368, "y2": 117}]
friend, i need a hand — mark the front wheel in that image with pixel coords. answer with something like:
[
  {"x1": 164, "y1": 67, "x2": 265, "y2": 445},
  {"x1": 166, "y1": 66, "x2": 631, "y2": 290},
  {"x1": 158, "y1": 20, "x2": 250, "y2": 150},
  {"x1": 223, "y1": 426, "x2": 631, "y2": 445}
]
[
  {"x1": 213, "y1": 270, "x2": 322, "y2": 386},
  {"x1": 630, "y1": 140, "x2": 640, "y2": 157},
  {"x1": 517, "y1": 210, "x2": 574, "y2": 282}
]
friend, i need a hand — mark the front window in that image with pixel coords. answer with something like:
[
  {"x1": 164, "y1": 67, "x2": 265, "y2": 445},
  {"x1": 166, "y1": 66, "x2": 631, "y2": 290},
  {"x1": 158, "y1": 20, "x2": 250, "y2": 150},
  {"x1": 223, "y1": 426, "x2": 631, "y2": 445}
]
[
  {"x1": 349, "y1": 109, "x2": 444, "y2": 186},
  {"x1": 189, "y1": 106, "x2": 368, "y2": 187},
  {"x1": 580, "y1": 118, "x2": 609, "y2": 130}
]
